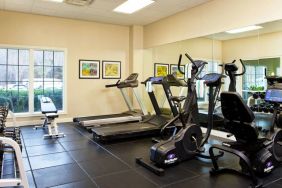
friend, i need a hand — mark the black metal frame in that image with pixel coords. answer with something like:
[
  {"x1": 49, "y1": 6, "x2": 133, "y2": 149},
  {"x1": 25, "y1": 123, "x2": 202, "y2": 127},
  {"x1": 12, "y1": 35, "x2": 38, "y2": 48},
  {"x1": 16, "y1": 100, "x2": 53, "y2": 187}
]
[
  {"x1": 209, "y1": 144, "x2": 263, "y2": 188},
  {"x1": 102, "y1": 60, "x2": 121, "y2": 79},
  {"x1": 161, "y1": 78, "x2": 179, "y2": 117},
  {"x1": 170, "y1": 64, "x2": 185, "y2": 79},
  {"x1": 78, "y1": 59, "x2": 100, "y2": 79},
  {"x1": 154, "y1": 63, "x2": 169, "y2": 77}
]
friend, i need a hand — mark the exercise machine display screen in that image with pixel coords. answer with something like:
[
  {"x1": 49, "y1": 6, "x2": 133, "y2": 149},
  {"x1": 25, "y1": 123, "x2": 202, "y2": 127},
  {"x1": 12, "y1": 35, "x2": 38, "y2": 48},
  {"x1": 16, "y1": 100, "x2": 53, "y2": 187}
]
[
  {"x1": 265, "y1": 89, "x2": 282, "y2": 103},
  {"x1": 149, "y1": 77, "x2": 163, "y2": 82}
]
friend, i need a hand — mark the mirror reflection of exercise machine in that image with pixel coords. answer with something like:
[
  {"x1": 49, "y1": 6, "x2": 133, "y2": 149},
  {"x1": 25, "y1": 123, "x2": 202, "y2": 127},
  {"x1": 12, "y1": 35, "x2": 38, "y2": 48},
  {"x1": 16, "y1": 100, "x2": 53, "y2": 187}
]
[
  {"x1": 265, "y1": 89, "x2": 282, "y2": 132},
  {"x1": 249, "y1": 71, "x2": 282, "y2": 133},
  {"x1": 224, "y1": 59, "x2": 246, "y2": 92},
  {"x1": 73, "y1": 73, "x2": 148, "y2": 130},
  {"x1": 199, "y1": 59, "x2": 246, "y2": 129}
]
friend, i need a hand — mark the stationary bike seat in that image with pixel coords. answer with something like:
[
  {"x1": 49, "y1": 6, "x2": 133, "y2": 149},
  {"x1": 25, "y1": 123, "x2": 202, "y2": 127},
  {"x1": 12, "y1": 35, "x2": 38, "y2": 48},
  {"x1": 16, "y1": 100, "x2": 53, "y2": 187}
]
[{"x1": 170, "y1": 96, "x2": 186, "y2": 103}]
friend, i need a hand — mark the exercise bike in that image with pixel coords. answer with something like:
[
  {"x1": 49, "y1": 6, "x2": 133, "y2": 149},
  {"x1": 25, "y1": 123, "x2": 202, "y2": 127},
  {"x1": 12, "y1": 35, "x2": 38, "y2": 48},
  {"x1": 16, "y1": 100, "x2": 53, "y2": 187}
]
[
  {"x1": 209, "y1": 89, "x2": 282, "y2": 187},
  {"x1": 136, "y1": 53, "x2": 224, "y2": 175}
]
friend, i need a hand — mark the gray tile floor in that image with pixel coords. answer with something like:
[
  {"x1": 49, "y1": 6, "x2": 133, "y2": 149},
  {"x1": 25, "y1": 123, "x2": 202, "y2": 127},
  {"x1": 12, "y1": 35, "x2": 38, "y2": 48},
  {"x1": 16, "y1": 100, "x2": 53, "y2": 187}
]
[{"x1": 19, "y1": 123, "x2": 282, "y2": 188}]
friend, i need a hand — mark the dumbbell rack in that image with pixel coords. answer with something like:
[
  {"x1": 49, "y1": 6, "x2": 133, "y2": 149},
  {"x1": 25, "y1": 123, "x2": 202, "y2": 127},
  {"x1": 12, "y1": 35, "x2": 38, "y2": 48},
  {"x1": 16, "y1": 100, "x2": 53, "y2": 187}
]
[
  {"x1": 0, "y1": 105, "x2": 22, "y2": 149},
  {"x1": 0, "y1": 137, "x2": 28, "y2": 187},
  {"x1": 249, "y1": 91, "x2": 282, "y2": 134},
  {"x1": 0, "y1": 104, "x2": 27, "y2": 187}
]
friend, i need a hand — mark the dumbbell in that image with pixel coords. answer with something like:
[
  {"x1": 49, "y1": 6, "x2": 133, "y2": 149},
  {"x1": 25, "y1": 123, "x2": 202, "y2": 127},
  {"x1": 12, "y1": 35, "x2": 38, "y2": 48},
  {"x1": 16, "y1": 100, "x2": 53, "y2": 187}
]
[
  {"x1": 261, "y1": 129, "x2": 270, "y2": 135},
  {"x1": 262, "y1": 106, "x2": 269, "y2": 113},
  {"x1": 251, "y1": 105, "x2": 258, "y2": 112},
  {"x1": 4, "y1": 127, "x2": 21, "y2": 135},
  {"x1": 259, "y1": 92, "x2": 265, "y2": 99},
  {"x1": 269, "y1": 106, "x2": 275, "y2": 113},
  {"x1": 253, "y1": 93, "x2": 259, "y2": 99},
  {"x1": 257, "y1": 104, "x2": 264, "y2": 112}
]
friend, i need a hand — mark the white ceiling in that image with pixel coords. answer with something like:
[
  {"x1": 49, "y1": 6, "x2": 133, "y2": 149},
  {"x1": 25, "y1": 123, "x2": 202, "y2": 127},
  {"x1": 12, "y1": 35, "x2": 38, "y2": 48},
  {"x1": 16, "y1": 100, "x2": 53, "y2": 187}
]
[{"x1": 0, "y1": 0, "x2": 211, "y2": 25}]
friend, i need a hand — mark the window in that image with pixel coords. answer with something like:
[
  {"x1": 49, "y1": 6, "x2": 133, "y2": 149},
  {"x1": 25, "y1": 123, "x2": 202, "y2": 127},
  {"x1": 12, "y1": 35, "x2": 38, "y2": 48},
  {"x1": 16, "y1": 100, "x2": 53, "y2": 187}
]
[
  {"x1": 0, "y1": 47, "x2": 65, "y2": 114},
  {"x1": 196, "y1": 60, "x2": 219, "y2": 102},
  {"x1": 33, "y1": 50, "x2": 64, "y2": 112},
  {"x1": 0, "y1": 49, "x2": 29, "y2": 113},
  {"x1": 242, "y1": 58, "x2": 280, "y2": 100}
]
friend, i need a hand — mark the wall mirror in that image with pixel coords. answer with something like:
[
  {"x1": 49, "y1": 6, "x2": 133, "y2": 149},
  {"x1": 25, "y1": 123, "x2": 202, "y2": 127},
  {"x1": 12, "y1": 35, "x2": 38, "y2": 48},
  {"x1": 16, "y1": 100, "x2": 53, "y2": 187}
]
[{"x1": 141, "y1": 19, "x2": 282, "y2": 131}]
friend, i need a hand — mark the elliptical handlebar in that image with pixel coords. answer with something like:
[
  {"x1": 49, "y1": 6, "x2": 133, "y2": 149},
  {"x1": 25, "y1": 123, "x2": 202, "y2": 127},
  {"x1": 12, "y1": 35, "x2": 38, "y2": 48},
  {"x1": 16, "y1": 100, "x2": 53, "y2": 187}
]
[
  {"x1": 224, "y1": 60, "x2": 236, "y2": 76},
  {"x1": 185, "y1": 53, "x2": 198, "y2": 74},
  {"x1": 224, "y1": 59, "x2": 245, "y2": 77},
  {"x1": 176, "y1": 53, "x2": 208, "y2": 81},
  {"x1": 177, "y1": 54, "x2": 185, "y2": 74},
  {"x1": 235, "y1": 59, "x2": 246, "y2": 76}
]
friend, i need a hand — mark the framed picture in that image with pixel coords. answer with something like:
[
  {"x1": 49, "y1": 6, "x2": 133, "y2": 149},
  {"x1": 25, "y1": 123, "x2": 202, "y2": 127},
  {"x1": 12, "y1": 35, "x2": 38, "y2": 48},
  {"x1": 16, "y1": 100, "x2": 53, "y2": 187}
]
[
  {"x1": 79, "y1": 60, "x2": 100, "y2": 79},
  {"x1": 170, "y1": 64, "x2": 185, "y2": 79},
  {"x1": 154, "y1": 63, "x2": 169, "y2": 77},
  {"x1": 102, "y1": 61, "x2": 121, "y2": 79}
]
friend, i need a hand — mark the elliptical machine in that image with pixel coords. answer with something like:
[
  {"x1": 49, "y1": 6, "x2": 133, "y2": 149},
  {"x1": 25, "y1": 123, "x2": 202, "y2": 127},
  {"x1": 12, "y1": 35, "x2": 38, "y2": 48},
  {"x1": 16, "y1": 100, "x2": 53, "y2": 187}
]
[
  {"x1": 136, "y1": 53, "x2": 224, "y2": 175},
  {"x1": 200, "y1": 59, "x2": 246, "y2": 128},
  {"x1": 224, "y1": 59, "x2": 246, "y2": 92}
]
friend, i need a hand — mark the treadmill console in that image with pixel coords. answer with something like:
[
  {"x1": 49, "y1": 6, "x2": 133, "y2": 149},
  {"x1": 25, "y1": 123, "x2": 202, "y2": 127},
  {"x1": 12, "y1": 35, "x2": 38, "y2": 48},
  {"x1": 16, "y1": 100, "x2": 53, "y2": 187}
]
[
  {"x1": 144, "y1": 77, "x2": 163, "y2": 84},
  {"x1": 124, "y1": 73, "x2": 138, "y2": 83},
  {"x1": 117, "y1": 73, "x2": 139, "y2": 88},
  {"x1": 265, "y1": 89, "x2": 282, "y2": 103}
]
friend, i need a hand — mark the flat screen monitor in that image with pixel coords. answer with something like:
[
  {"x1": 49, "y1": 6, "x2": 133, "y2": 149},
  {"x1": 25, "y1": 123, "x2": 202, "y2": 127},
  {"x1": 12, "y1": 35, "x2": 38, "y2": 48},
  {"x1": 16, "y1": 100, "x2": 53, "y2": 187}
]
[
  {"x1": 265, "y1": 89, "x2": 282, "y2": 103},
  {"x1": 149, "y1": 77, "x2": 163, "y2": 82}
]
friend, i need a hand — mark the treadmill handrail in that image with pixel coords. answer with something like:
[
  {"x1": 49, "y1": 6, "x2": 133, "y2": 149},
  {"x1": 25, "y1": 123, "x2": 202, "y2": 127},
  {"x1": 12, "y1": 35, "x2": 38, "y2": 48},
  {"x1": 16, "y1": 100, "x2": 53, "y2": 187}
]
[{"x1": 105, "y1": 80, "x2": 120, "y2": 88}]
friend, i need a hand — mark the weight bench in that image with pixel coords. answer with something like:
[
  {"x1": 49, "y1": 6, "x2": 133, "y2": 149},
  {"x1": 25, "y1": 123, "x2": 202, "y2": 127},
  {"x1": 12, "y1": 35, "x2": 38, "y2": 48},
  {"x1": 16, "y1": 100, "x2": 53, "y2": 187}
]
[{"x1": 34, "y1": 97, "x2": 64, "y2": 138}]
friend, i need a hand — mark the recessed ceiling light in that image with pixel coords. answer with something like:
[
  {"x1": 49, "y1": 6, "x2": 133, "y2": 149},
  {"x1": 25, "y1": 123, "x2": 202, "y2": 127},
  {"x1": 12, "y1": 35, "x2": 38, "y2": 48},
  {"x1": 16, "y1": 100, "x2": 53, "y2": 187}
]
[
  {"x1": 225, "y1": 25, "x2": 263, "y2": 34},
  {"x1": 114, "y1": 0, "x2": 155, "y2": 14},
  {"x1": 45, "y1": 0, "x2": 64, "y2": 3}
]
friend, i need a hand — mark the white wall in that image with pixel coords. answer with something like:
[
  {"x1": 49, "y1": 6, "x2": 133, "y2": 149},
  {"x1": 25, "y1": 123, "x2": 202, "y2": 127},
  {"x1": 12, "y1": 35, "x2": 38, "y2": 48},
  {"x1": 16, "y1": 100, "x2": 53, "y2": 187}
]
[
  {"x1": 144, "y1": 0, "x2": 282, "y2": 48},
  {"x1": 0, "y1": 10, "x2": 130, "y2": 123}
]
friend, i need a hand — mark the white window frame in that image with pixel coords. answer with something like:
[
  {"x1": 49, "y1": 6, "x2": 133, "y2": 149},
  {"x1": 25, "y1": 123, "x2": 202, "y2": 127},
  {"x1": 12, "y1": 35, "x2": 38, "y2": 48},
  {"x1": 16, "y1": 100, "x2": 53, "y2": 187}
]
[
  {"x1": 0, "y1": 44, "x2": 67, "y2": 117},
  {"x1": 241, "y1": 56, "x2": 282, "y2": 93}
]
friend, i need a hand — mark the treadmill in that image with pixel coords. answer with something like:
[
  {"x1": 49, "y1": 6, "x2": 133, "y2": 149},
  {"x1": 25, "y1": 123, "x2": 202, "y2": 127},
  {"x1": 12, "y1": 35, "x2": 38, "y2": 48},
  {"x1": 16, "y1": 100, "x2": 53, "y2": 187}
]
[
  {"x1": 91, "y1": 75, "x2": 186, "y2": 142},
  {"x1": 73, "y1": 73, "x2": 148, "y2": 130}
]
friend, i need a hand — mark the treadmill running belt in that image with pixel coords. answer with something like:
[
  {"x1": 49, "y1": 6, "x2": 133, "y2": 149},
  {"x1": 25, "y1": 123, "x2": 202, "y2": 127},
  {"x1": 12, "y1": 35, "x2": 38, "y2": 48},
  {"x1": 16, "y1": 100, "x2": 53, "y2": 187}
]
[{"x1": 92, "y1": 122, "x2": 161, "y2": 142}]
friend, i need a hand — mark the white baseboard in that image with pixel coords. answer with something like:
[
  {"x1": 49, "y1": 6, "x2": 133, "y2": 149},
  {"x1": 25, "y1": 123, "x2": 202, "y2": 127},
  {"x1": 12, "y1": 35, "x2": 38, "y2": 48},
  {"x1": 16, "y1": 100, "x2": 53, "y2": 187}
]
[
  {"x1": 6, "y1": 117, "x2": 73, "y2": 127},
  {"x1": 5, "y1": 117, "x2": 234, "y2": 141}
]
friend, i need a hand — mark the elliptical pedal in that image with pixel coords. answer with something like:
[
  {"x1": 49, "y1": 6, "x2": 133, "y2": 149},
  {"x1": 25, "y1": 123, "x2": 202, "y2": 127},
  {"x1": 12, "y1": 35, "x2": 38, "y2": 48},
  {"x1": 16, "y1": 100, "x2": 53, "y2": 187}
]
[{"x1": 135, "y1": 158, "x2": 165, "y2": 176}]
